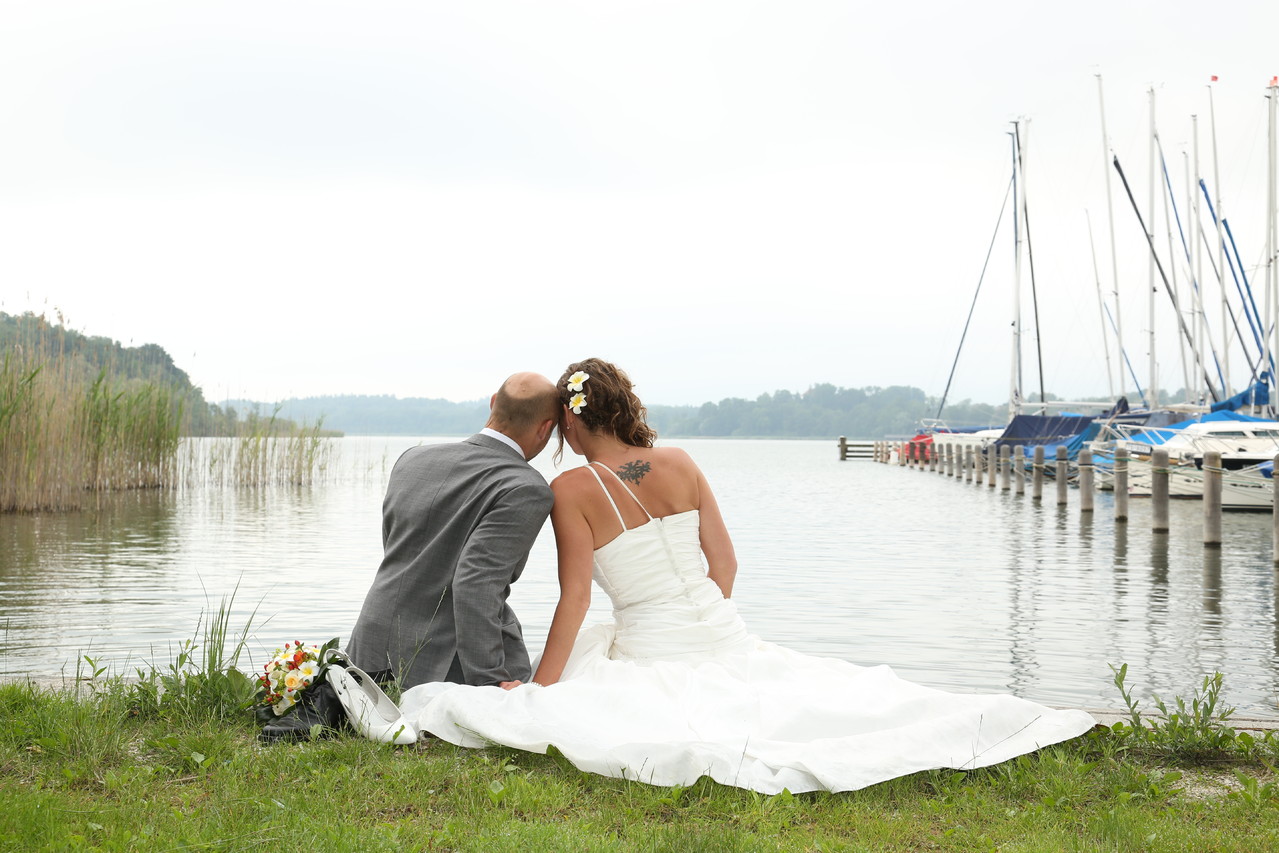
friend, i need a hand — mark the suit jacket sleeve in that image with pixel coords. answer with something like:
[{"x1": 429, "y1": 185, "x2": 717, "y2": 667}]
[{"x1": 450, "y1": 480, "x2": 554, "y2": 685}]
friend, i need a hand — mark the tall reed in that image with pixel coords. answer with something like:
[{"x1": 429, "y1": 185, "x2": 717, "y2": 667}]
[
  {"x1": 2, "y1": 315, "x2": 335, "y2": 509},
  {"x1": 175, "y1": 408, "x2": 334, "y2": 488}
]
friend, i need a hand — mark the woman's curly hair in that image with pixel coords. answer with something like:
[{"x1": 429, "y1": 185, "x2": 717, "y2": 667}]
[{"x1": 558, "y1": 358, "x2": 657, "y2": 449}]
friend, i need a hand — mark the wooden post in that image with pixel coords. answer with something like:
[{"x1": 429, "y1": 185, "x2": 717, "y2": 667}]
[
  {"x1": 1114, "y1": 445, "x2": 1129, "y2": 523},
  {"x1": 945, "y1": 443, "x2": 953, "y2": 477},
  {"x1": 974, "y1": 445, "x2": 984, "y2": 486},
  {"x1": 1151, "y1": 448, "x2": 1170, "y2": 533},
  {"x1": 1032, "y1": 445, "x2": 1045, "y2": 501},
  {"x1": 987, "y1": 446, "x2": 997, "y2": 487},
  {"x1": 1203, "y1": 450, "x2": 1223, "y2": 548},
  {"x1": 964, "y1": 446, "x2": 973, "y2": 482},
  {"x1": 929, "y1": 443, "x2": 937, "y2": 472},
  {"x1": 1056, "y1": 446, "x2": 1069, "y2": 505},
  {"x1": 1079, "y1": 448, "x2": 1094, "y2": 512},
  {"x1": 1000, "y1": 445, "x2": 1011, "y2": 491},
  {"x1": 1273, "y1": 454, "x2": 1279, "y2": 564},
  {"x1": 1013, "y1": 445, "x2": 1025, "y2": 495},
  {"x1": 839, "y1": 436, "x2": 847, "y2": 461},
  {"x1": 898, "y1": 442, "x2": 906, "y2": 467}
]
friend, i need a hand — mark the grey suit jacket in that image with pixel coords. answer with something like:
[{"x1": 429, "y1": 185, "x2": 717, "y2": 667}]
[{"x1": 346, "y1": 434, "x2": 553, "y2": 688}]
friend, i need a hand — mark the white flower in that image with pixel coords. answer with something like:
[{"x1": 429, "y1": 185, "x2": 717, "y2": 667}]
[
  {"x1": 569, "y1": 393, "x2": 587, "y2": 414},
  {"x1": 297, "y1": 660, "x2": 320, "y2": 681},
  {"x1": 274, "y1": 692, "x2": 297, "y2": 716},
  {"x1": 567, "y1": 371, "x2": 590, "y2": 392}
]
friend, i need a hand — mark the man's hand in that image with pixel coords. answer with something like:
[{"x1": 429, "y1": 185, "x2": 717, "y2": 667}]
[{"x1": 499, "y1": 680, "x2": 522, "y2": 690}]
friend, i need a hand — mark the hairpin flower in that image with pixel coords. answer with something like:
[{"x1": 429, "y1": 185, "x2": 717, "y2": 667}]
[
  {"x1": 567, "y1": 371, "x2": 590, "y2": 392},
  {"x1": 569, "y1": 393, "x2": 587, "y2": 414}
]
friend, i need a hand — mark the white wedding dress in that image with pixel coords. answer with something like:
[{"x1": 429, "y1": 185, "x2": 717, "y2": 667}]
[{"x1": 398, "y1": 465, "x2": 1096, "y2": 794}]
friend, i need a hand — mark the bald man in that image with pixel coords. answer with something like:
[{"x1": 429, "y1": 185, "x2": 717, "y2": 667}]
[{"x1": 346, "y1": 372, "x2": 559, "y2": 689}]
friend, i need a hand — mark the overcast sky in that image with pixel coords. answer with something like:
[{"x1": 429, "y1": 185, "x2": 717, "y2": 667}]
[{"x1": 3, "y1": 1, "x2": 1278, "y2": 409}]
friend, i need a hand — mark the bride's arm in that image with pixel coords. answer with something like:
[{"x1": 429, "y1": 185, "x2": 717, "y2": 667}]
[
  {"x1": 695, "y1": 468, "x2": 738, "y2": 598},
  {"x1": 530, "y1": 479, "x2": 594, "y2": 686}
]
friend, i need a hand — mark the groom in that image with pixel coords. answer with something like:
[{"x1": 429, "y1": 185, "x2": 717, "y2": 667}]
[{"x1": 346, "y1": 372, "x2": 559, "y2": 689}]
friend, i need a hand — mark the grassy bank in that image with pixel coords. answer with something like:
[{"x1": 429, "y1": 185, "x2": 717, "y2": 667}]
[
  {"x1": 3, "y1": 684, "x2": 1278, "y2": 851},
  {"x1": 3, "y1": 640, "x2": 1278, "y2": 851}
]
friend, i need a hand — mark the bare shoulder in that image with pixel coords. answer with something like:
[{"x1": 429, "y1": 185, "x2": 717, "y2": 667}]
[
  {"x1": 649, "y1": 446, "x2": 700, "y2": 472},
  {"x1": 550, "y1": 465, "x2": 598, "y2": 498}
]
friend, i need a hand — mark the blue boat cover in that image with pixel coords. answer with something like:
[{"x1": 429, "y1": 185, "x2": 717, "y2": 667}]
[
  {"x1": 1210, "y1": 379, "x2": 1269, "y2": 413},
  {"x1": 994, "y1": 414, "x2": 1097, "y2": 454}
]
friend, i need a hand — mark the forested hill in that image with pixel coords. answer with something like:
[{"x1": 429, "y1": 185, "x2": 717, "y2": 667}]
[
  {"x1": 1, "y1": 311, "x2": 198, "y2": 392},
  {"x1": 1, "y1": 312, "x2": 313, "y2": 437},
  {"x1": 248, "y1": 386, "x2": 1003, "y2": 439}
]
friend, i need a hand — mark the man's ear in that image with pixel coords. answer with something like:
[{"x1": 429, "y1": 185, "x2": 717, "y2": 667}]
[
  {"x1": 489, "y1": 393, "x2": 498, "y2": 411},
  {"x1": 538, "y1": 418, "x2": 556, "y2": 442}
]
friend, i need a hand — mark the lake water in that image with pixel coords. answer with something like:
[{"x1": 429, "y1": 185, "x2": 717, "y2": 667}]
[{"x1": 2, "y1": 436, "x2": 1277, "y2": 717}]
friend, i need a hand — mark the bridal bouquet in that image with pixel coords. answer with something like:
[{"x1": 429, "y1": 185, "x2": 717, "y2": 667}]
[{"x1": 256, "y1": 637, "x2": 342, "y2": 716}]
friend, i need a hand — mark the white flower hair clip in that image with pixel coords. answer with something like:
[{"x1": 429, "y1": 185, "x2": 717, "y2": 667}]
[{"x1": 567, "y1": 371, "x2": 590, "y2": 414}]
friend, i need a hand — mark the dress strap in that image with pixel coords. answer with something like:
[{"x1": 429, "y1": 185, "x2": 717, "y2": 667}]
[
  {"x1": 583, "y1": 464, "x2": 627, "y2": 531},
  {"x1": 591, "y1": 461, "x2": 654, "y2": 520}
]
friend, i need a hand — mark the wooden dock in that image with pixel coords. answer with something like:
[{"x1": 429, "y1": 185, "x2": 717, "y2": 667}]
[{"x1": 837, "y1": 437, "x2": 875, "y2": 460}]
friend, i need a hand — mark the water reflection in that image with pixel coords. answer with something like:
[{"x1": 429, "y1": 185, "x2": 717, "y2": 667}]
[
  {"x1": 1, "y1": 437, "x2": 1277, "y2": 717},
  {"x1": 1202, "y1": 549, "x2": 1223, "y2": 622}
]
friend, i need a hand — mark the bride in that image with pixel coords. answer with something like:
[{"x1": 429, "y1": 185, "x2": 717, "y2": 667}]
[{"x1": 395, "y1": 358, "x2": 1096, "y2": 794}]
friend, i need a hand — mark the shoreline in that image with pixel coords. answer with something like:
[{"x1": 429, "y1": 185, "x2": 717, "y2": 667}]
[{"x1": 5, "y1": 675, "x2": 1276, "y2": 730}]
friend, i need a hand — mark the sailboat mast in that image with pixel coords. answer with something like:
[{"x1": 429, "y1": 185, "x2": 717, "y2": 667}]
[
  {"x1": 1009, "y1": 125, "x2": 1023, "y2": 421},
  {"x1": 1158, "y1": 134, "x2": 1189, "y2": 401},
  {"x1": 1183, "y1": 150, "x2": 1199, "y2": 401},
  {"x1": 1268, "y1": 77, "x2": 1278, "y2": 412},
  {"x1": 1208, "y1": 81, "x2": 1230, "y2": 395},
  {"x1": 1097, "y1": 75, "x2": 1124, "y2": 401},
  {"x1": 1147, "y1": 88, "x2": 1158, "y2": 405},
  {"x1": 1186, "y1": 115, "x2": 1197, "y2": 406}
]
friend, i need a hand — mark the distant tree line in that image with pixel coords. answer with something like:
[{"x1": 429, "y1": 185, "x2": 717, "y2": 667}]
[
  {"x1": 234, "y1": 395, "x2": 489, "y2": 437},
  {"x1": 647, "y1": 385, "x2": 1002, "y2": 438}
]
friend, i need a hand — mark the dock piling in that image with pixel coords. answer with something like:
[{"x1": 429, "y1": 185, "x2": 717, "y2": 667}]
[
  {"x1": 1032, "y1": 446, "x2": 1044, "y2": 501},
  {"x1": 1204, "y1": 451, "x2": 1223, "y2": 547},
  {"x1": 1151, "y1": 449, "x2": 1170, "y2": 533},
  {"x1": 1056, "y1": 446, "x2": 1068, "y2": 506},
  {"x1": 1115, "y1": 446, "x2": 1129, "y2": 522},
  {"x1": 1079, "y1": 448, "x2": 1094, "y2": 513}
]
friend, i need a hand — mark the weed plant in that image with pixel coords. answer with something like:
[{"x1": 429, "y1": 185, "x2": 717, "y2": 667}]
[{"x1": 1108, "y1": 663, "x2": 1267, "y2": 763}]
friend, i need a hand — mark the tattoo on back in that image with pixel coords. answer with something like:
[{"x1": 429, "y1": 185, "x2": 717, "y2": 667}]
[{"x1": 617, "y1": 460, "x2": 651, "y2": 484}]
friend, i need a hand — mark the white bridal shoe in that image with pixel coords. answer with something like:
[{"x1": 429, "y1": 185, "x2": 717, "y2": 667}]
[{"x1": 327, "y1": 663, "x2": 419, "y2": 745}]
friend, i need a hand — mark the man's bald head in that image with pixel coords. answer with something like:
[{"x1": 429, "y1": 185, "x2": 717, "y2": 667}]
[{"x1": 486, "y1": 372, "x2": 559, "y2": 455}]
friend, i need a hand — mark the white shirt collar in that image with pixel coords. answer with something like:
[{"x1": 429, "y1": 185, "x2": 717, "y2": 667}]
[{"x1": 480, "y1": 427, "x2": 525, "y2": 458}]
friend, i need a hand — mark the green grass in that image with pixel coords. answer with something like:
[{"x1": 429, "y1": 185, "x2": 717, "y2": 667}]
[
  {"x1": 2, "y1": 669, "x2": 1278, "y2": 851},
  {"x1": 3, "y1": 602, "x2": 1277, "y2": 850}
]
